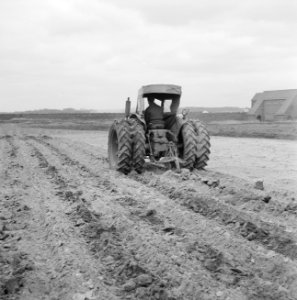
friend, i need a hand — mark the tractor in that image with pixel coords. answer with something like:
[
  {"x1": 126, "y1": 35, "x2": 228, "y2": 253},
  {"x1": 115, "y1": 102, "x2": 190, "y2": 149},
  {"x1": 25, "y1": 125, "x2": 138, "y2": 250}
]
[{"x1": 108, "y1": 84, "x2": 210, "y2": 174}]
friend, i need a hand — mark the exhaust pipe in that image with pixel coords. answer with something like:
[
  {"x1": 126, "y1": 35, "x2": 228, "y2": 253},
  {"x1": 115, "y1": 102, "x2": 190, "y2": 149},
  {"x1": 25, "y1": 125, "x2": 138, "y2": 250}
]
[{"x1": 125, "y1": 97, "x2": 131, "y2": 118}]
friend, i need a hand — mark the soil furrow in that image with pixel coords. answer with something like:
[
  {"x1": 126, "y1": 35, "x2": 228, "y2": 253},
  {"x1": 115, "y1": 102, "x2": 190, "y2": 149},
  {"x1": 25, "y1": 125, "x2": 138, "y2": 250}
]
[
  {"x1": 62, "y1": 135, "x2": 297, "y2": 221},
  {"x1": 0, "y1": 136, "x2": 34, "y2": 299},
  {"x1": 24, "y1": 144, "x2": 167, "y2": 298},
  {"x1": 177, "y1": 169, "x2": 297, "y2": 230},
  {"x1": 1, "y1": 123, "x2": 297, "y2": 300},
  {"x1": 133, "y1": 172, "x2": 297, "y2": 259},
  {"x1": 54, "y1": 133, "x2": 297, "y2": 234},
  {"x1": 25, "y1": 137, "x2": 254, "y2": 299},
  {"x1": 2, "y1": 136, "x2": 121, "y2": 300},
  {"x1": 26, "y1": 135, "x2": 297, "y2": 299},
  {"x1": 40, "y1": 136, "x2": 297, "y2": 258}
]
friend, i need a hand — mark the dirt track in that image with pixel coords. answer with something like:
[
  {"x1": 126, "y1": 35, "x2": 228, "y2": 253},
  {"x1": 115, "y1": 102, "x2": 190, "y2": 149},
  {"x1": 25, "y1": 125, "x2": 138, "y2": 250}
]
[{"x1": 1, "y1": 124, "x2": 297, "y2": 300}]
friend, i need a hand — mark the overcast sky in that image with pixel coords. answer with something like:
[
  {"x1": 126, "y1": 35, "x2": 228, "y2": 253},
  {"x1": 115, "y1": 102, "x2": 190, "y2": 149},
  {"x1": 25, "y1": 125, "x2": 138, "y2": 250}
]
[{"x1": 0, "y1": 0, "x2": 296, "y2": 112}]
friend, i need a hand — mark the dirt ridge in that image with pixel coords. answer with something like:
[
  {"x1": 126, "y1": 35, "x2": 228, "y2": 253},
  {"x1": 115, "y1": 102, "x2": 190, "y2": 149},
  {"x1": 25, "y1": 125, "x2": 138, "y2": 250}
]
[
  {"x1": 25, "y1": 134, "x2": 297, "y2": 299},
  {"x1": 1, "y1": 126, "x2": 297, "y2": 300},
  {"x1": 0, "y1": 136, "x2": 33, "y2": 298},
  {"x1": 134, "y1": 173, "x2": 297, "y2": 260},
  {"x1": 37, "y1": 135, "x2": 297, "y2": 258}
]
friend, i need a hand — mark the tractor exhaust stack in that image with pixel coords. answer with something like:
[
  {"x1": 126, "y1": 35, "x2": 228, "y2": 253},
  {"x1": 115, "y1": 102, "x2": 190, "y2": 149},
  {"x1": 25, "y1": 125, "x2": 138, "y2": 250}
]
[{"x1": 125, "y1": 97, "x2": 131, "y2": 118}]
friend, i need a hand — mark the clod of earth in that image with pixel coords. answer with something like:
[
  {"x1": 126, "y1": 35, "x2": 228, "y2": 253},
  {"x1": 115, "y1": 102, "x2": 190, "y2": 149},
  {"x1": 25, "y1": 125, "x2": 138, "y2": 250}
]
[
  {"x1": 123, "y1": 280, "x2": 137, "y2": 291},
  {"x1": 254, "y1": 180, "x2": 264, "y2": 190},
  {"x1": 135, "y1": 274, "x2": 153, "y2": 287}
]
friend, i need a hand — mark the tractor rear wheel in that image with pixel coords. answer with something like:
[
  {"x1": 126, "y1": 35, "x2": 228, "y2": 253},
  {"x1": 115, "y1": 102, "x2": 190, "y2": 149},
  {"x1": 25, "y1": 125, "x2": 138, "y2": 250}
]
[
  {"x1": 108, "y1": 120, "x2": 133, "y2": 174},
  {"x1": 190, "y1": 120, "x2": 211, "y2": 169},
  {"x1": 131, "y1": 120, "x2": 146, "y2": 174},
  {"x1": 179, "y1": 122, "x2": 196, "y2": 170}
]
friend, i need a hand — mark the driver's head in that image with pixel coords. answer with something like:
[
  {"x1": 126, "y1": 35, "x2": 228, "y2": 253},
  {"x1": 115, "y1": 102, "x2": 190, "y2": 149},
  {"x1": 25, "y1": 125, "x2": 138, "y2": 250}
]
[{"x1": 147, "y1": 96, "x2": 154, "y2": 105}]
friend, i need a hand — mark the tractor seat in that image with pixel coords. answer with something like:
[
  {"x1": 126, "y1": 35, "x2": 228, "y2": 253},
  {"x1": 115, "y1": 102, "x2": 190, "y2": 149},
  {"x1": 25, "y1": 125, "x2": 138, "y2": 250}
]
[{"x1": 148, "y1": 121, "x2": 165, "y2": 130}]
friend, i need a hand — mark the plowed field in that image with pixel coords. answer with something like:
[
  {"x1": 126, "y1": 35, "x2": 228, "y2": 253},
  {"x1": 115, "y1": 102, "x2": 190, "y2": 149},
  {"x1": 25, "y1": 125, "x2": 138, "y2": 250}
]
[{"x1": 1, "y1": 124, "x2": 297, "y2": 300}]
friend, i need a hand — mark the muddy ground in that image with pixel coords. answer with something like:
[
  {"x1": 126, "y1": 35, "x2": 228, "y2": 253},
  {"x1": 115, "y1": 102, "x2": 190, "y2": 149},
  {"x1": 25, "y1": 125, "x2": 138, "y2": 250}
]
[{"x1": 1, "y1": 124, "x2": 297, "y2": 300}]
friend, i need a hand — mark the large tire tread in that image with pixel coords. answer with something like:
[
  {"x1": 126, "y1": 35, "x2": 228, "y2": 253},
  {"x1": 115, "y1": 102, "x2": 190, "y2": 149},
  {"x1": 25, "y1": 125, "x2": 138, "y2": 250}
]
[
  {"x1": 108, "y1": 120, "x2": 133, "y2": 174},
  {"x1": 131, "y1": 120, "x2": 146, "y2": 174},
  {"x1": 190, "y1": 120, "x2": 211, "y2": 169},
  {"x1": 180, "y1": 122, "x2": 196, "y2": 170}
]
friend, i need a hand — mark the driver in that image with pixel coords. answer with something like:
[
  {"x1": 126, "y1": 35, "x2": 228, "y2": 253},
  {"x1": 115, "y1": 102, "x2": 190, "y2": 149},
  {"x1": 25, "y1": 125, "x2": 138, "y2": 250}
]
[
  {"x1": 163, "y1": 96, "x2": 180, "y2": 131},
  {"x1": 144, "y1": 96, "x2": 165, "y2": 129}
]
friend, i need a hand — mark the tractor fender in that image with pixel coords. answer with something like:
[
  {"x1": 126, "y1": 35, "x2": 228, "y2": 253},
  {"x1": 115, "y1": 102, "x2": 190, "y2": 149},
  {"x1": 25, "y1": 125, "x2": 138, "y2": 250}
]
[
  {"x1": 129, "y1": 113, "x2": 146, "y2": 130},
  {"x1": 175, "y1": 116, "x2": 188, "y2": 135}
]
